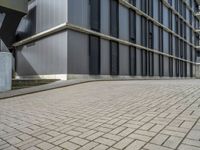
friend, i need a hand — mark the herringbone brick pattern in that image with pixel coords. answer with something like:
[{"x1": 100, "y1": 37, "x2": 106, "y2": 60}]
[{"x1": 0, "y1": 80, "x2": 200, "y2": 150}]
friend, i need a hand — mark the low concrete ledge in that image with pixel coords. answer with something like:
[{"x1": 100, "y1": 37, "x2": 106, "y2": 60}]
[
  {"x1": 0, "y1": 77, "x2": 196, "y2": 100},
  {"x1": 0, "y1": 79, "x2": 96, "y2": 100}
]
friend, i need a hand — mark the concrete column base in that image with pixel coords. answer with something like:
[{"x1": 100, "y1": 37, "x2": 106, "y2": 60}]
[{"x1": 0, "y1": 52, "x2": 12, "y2": 92}]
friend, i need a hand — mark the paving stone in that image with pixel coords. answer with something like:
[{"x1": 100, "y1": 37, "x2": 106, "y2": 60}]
[
  {"x1": 150, "y1": 134, "x2": 169, "y2": 145},
  {"x1": 187, "y1": 130, "x2": 200, "y2": 140},
  {"x1": 92, "y1": 144, "x2": 108, "y2": 150},
  {"x1": 144, "y1": 143, "x2": 173, "y2": 150},
  {"x1": 163, "y1": 136, "x2": 182, "y2": 149},
  {"x1": 113, "y1": 138, "x2": 133, "y2": 149},
  {"x1": 124, "y1": 140, "x2": 146, "y2": 150},
  {"x1": 70, "y1": 137, "x2": 89, "y2": 146},
  {"x1": 36, "y1": 142, "x2": 54, "y2": 150},
  {"x1": 183, "y1": 138, "x2": 200, "y2": 147},
  {"x1": 94, "y1": 137, "x2": 115, "y2": 146},
  {"x1": 178, "y1": 144, "x2": 200, "y2": 150},
  {"x1": 77, "y1": 142, "x2": 99, "y2": 150},
  {"x1": 60, "y1": 141, "x2": 80, "y2": 150}
]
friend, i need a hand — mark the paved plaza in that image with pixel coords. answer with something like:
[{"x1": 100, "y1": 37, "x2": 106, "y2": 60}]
[{"x1": 0, "y1": 80, "x2": 200, "y2": 150}]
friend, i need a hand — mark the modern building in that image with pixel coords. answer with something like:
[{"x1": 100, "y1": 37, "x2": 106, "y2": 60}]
[{"x1": 8, "y1": 0, "x2": 200, "y2": 80}]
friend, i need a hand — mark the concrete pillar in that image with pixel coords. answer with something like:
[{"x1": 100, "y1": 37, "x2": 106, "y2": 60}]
[{"x1": 0, "y1": 52, "x2": 12, "y2": 92}]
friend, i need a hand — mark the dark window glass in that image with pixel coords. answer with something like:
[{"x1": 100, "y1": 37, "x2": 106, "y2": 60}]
[
  {"x1": 169, "y1": 33, "x2": 173, "y2": 77},
  {"x1": 168, "y1": 0, "x2": 172, "y2": 6},
  {"x1": 141, "y1": 17, "x2": 147, "y2": 47},
  {"x1": 129, "y1": 9, "x2": 136, "y2": 43},
  {"x1": 129, "y1": 0, "x2": 136, "y2": 6},
  {"x1": 190, "y1": 46, "x2": 193, "y2": 61},
  {"x1": 180, "y1": 40, "x2": 183, "y2": 59},
  {"x1": 183, "y1": 3, "x2": 186, "y2": 19},
  {"x1": 169, "y1": 9, "x2": 173, "y2": 30},
  {"x1": 158, "y1": 27, "x2": 163, "y2": 52},
  {"x1": 110, "y1": 41, "x2": 119, "y2": 75},
  {"x1": 141, "y1": 49, "x2": 147, "y2": 76},
  {"x1": 148, "y1": 0, "x2": 153, "y2": 17},
  {"x1": 184, "y1": 42, "x2": 187, "y2": 60},
  {"x1": 180, "y1": 61, "x2": 183, "y2": 77},
  {"x1": 148, "y1": 52, "x2": 154, "y2": 76},
  {"x1": 89, "y1": 35, "x2": 101, "y2": 75},
  {"x1": 110, "y1": 0, "x2": 119, "y2": 37},
  {"x1": 159, "y1": 55, "x2": 164, "y2": 76},
  {"x1": 169, "y1": 58, "x2": 173, "y2": 77},
  {"x1": 129, "y1": 47, "x2": 137, "y2": 76},
  {"x1": 158, "y1": 0, "x2": 163, "y2": 23},
  {"x1": 190, "y1": 28, "x2": 193, "y2": 43},
  {"x1": 175, "y1": 37, "x2": 179, "y2": 57},
  {"x1": 90, "y1": 0, "x2": 100, "y2": 31},
  {"x1": 158, "y1": 27, "x2": 164, "y2": 77},
  {"x1": 189, "y1": 11, "x2": 192, "y2": 24},
  {"x1": 175, "y1": 15, "x2": 179, "y2": 34},
  {"x1": 190, "y1": 64, "x2": 193, "y2": 77},
  {"x1": 184, "y1": 62, "x2": 187, "y2": 77},
  {"x1": 148, "y1": 21, "x2": 153, "y2": 49},
  {"x1": 175, "y1": 0, "x2": 179, "y2": 11},
  {"x1": 176, "y1": 60, "x2": 180, "y2": 77},
  {"x1": 141, "y1": 0, "x2": 147, "y2": 13}
]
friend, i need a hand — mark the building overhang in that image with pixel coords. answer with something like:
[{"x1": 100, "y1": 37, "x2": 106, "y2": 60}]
[
  {"x1": 0, "y1": 0, "x2": 28, "y2": 14},
  {"x1": 196, "y1": 0, "x2": 200, "y2": 5}
]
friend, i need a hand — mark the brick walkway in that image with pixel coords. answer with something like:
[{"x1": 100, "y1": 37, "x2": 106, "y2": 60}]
[{"x1": 0, "y1": 80, "x2": 200, "y2": 150}]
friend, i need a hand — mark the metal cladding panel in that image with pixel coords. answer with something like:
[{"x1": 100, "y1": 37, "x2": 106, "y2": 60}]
[
  {"x1": 163, "y1": 31, "x2": 169, "y2": 54},
  {"x1": 154, "y1": 53, "x2": 159, "y2": 76},
  {"x1": 136, "y1": 48, "x2": 141, "y2": 76},
  {"x1": 0, "y1": 0, "x2": 28, "y2": 13},
  {"x1": 101, "y1": 39, "x2": 110, "y2": 75},
  {"x1": 67, "y1": 31, "x2": 89, "y2": 74},
  {"x1": 101, "y1": 0, "x2": 110, "y2": 35},
  {"x1": 16, "y1": 31, "x2": 68, "y2": 76},
  {"x1": 164, "y1": 56, "x2": 169, "y2": 76},
  {"x1": 119, "y1": 45, "x2": 129, "y2": 75},
  {"x1": 119, "y1": 5, "x2": 129, "y2": 41},
  {"x1": 163, "y1": 5, "x2": 168, "y2": 28},
  {"x1": 154, "y1": 25, "x2": 159, "y2": 50},
  {"x1": 136, "y1": 15, "x2": 141, "y2": 45},
  {"x1": 36, "y1": 0, "x2": 68, "y2": 33},
  {"x1": 68, "y1": 0, "x2": 89, "y2": 29}
]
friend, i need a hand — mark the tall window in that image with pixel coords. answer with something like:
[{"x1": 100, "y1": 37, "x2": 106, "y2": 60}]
[
  {"x1": 89, "y1": 0, "x2": 101, "y2": 75},
  {"x1": 169, "y1": 9, "x2": 173, "y2": 30},
  {"x1": 158, "y1": 27, "x2": 164, "y2": 76},
  {"x1": 148, "y1": 0, "x2": 153, "y2": 17},
  {"x1": 148, "y1": 21, "x2": 154, "y2": 76},
  {"x1": 90, "y1": 0, "x2": 100, "y2": 32},
  {"x1": 169, "y1": 33, "x2": 173, "y2": 77},
  {"x1": 175, "y1": 15, "x2": 179, "y2": 35},
  {"x1": 110, "y1": 0, "x2": 119, "y2": 38},
  {"x1": 129, "y1": 9, "x2": 137, "y2": 76},
  {"x1": 110, "y1": 41, "x2": 119, "y2": 75},
  {"x1": 141, "y1": 16, "x2": 148, "y2": 76},
  {"x1": 175, "y1": 0, "x2": 179, "y2": 11},
  {"x1": 129, "y1": 0, "x2": 136, "y2": 6},
  {"x1": 110, "y1": 0, "x2": 119, "y2": 75},
  {"x1": 141, "y1": 0, "x2": 147, "y2": 13},
  {"x1": 158, "y1": 0, "x2": 163, "y2": 23},
  {"x1": 89, "y1": 36, "x2": 101, "y2": 75},
  {"x1": 129, "y1": 10, "x2": 136, "y2": 43}
]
